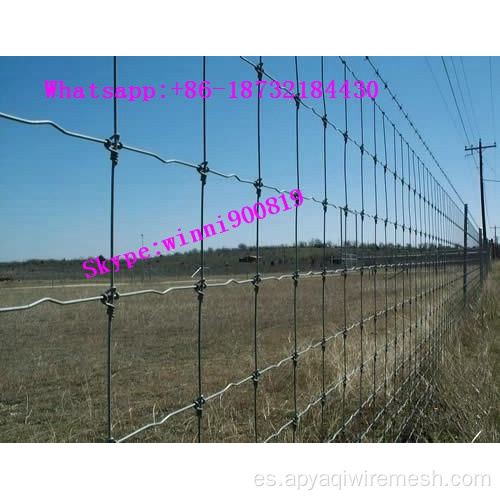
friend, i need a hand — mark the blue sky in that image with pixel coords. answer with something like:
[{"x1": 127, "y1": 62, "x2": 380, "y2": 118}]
[{"x1": 0, "y1": 56, "x2": 498, "y2": 262}]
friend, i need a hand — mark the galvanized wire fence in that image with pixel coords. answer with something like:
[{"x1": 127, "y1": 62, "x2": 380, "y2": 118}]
[{"x1": 0, "y1": 56, "x2": 491, "y2": 442}]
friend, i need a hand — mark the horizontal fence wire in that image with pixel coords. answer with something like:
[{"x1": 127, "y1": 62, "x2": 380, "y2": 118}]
[{"x1": 0, "y1": 56, "x2": 491, "y2": 443}]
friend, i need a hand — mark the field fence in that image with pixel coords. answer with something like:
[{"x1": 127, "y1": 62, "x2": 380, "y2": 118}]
[{"x1": 0, "y1": 56, "x2": 493, "y2": 442}]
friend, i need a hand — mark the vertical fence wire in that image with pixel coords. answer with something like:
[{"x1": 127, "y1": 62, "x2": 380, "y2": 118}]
[
  {"x1": 252, "y1": 56, "x2": 264, "y2": 443},
  {"x1": 341, "y1": 58, "x2": 349, "y2": 440},
  {"x1": 195, "y1": 56, "x2": 209, "y2": 443},
  {"x1": 400, "y1": 133, "x2": 406, "y2": 401},
  {"x1": 411, "y1": 151, "x2": 418, "y2": 392},
  {"x1": 292, "y1": 56, "x2": 301, "y2": 442},
  {"x1": 320, "y1": 56, "x2": 328, "y2": 439},
  {"x1": 406, "y1": 142, "x2": 413, "y2": 409},
  {"x1": 357, "y1": 86, "x2": 365, "y2": 441},
  {"x1": 382, "y1": 111, "x2": 389, "y2": 441},
  {"x1": 391, "y1": 123, "x2": 398, "y2": 440},
  {"x1": 104, "y1": 55, "x2": 120, "y2": 442},
  {"x1": 417, "y1": 156, "x2": 424, "y2": 422},
  {"x1": 371, "y1": 97, "x2": 379, "y2": 439}
]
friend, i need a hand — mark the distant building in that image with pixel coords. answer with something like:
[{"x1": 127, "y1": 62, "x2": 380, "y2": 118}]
[{"x1": 239, "y1": 255, "x2": 262, "y2": 263}]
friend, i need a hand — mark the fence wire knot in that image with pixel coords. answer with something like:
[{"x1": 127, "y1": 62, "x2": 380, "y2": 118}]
[
  {"x1": 100, "y1": 287, "x2": 119, "y2": 318},
  {"x1": 194, "y1": 395, "x2": 205, "y2": 417},
  {"x1": 195, "y1": 279, "x2": 207, "y2": 300},
  {"x1": 252, "y1": 369, "x2": 260, "y2": 387},
  {"x1": 254, "y1": 177, "x2": 263, "y2": 197},
  {"x1": 197, "y1": 161, "x2": 209, "y2": 185},
  {"x1": 104, "y1": 134, "x2": 123, "y2": 163},
  {"x1": 252, "y1": 273, "x2": 261, "y2": 288},
  {"x1": 321, "y1": 338, "x2": 326, "y2": 351},
  {"x1": 255, "y1": 61, "x2": 264, "y2": 81}
]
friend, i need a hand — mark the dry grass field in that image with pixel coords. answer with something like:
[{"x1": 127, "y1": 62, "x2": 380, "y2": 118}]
[
  {"x1": 418, "y1": 261, "x2": 499, "y2": 443},
  {"x1": 0, "y1": 260, "x2": 495, "y2": 443}
]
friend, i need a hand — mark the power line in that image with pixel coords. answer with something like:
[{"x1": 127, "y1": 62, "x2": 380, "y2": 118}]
[
  {"x1": 450, "y1": 56, "x2": 477, "y2": 141},
  {"x1": 459, "y1": 57, "x2": 481, "y2": 139},
  {"x1": 425, "y1": 57, "x2": 466, "y2": 144},
  {"x1": 489, "y1": 57, "x2": 496, "y2": 138},
  {"x1": 441, "y1": 57, "x2": 472, "y2": 146},
  {"x1": 442, "y1": 56, "x2": 481, "y2": 180},
  {"x1": 489, "y1": 57, "x2": 497, "y2": 177}
]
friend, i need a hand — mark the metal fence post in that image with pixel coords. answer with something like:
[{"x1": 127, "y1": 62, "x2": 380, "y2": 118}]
[
  {"x1": 463, "y1": 204, "x2": 468, "y2": 305},
  {"x1": 487, "y1": 239, "x2": 492, "y2": 276},
  {"x1": 479, "y1": 228, "x2": 484, "y2": 286}
]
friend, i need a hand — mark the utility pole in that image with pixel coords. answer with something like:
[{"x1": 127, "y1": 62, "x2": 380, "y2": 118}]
[{"x1": 465, "y1": 139, "x2": 496, "y2": 242}]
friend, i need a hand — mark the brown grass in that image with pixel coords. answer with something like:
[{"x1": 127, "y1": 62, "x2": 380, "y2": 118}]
[
  {"x1": 0, "y1": 262, "x2": 489, "y2": 442},
  {"x1": 412, "y1": 262, "x2": 499, "y2": 443}
]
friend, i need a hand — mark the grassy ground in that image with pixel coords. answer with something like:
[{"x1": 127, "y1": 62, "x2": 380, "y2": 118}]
[
  {"x1": 413, "y1": 261, "x2": 499, "y2": 443},
  {"x1": 0, "y1": 261, "x2": 495, "y2": 442}
]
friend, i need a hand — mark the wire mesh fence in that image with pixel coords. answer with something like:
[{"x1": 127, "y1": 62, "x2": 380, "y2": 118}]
[{"x1": 0, "y1": 56, "x2": 492, "y2": 442}]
